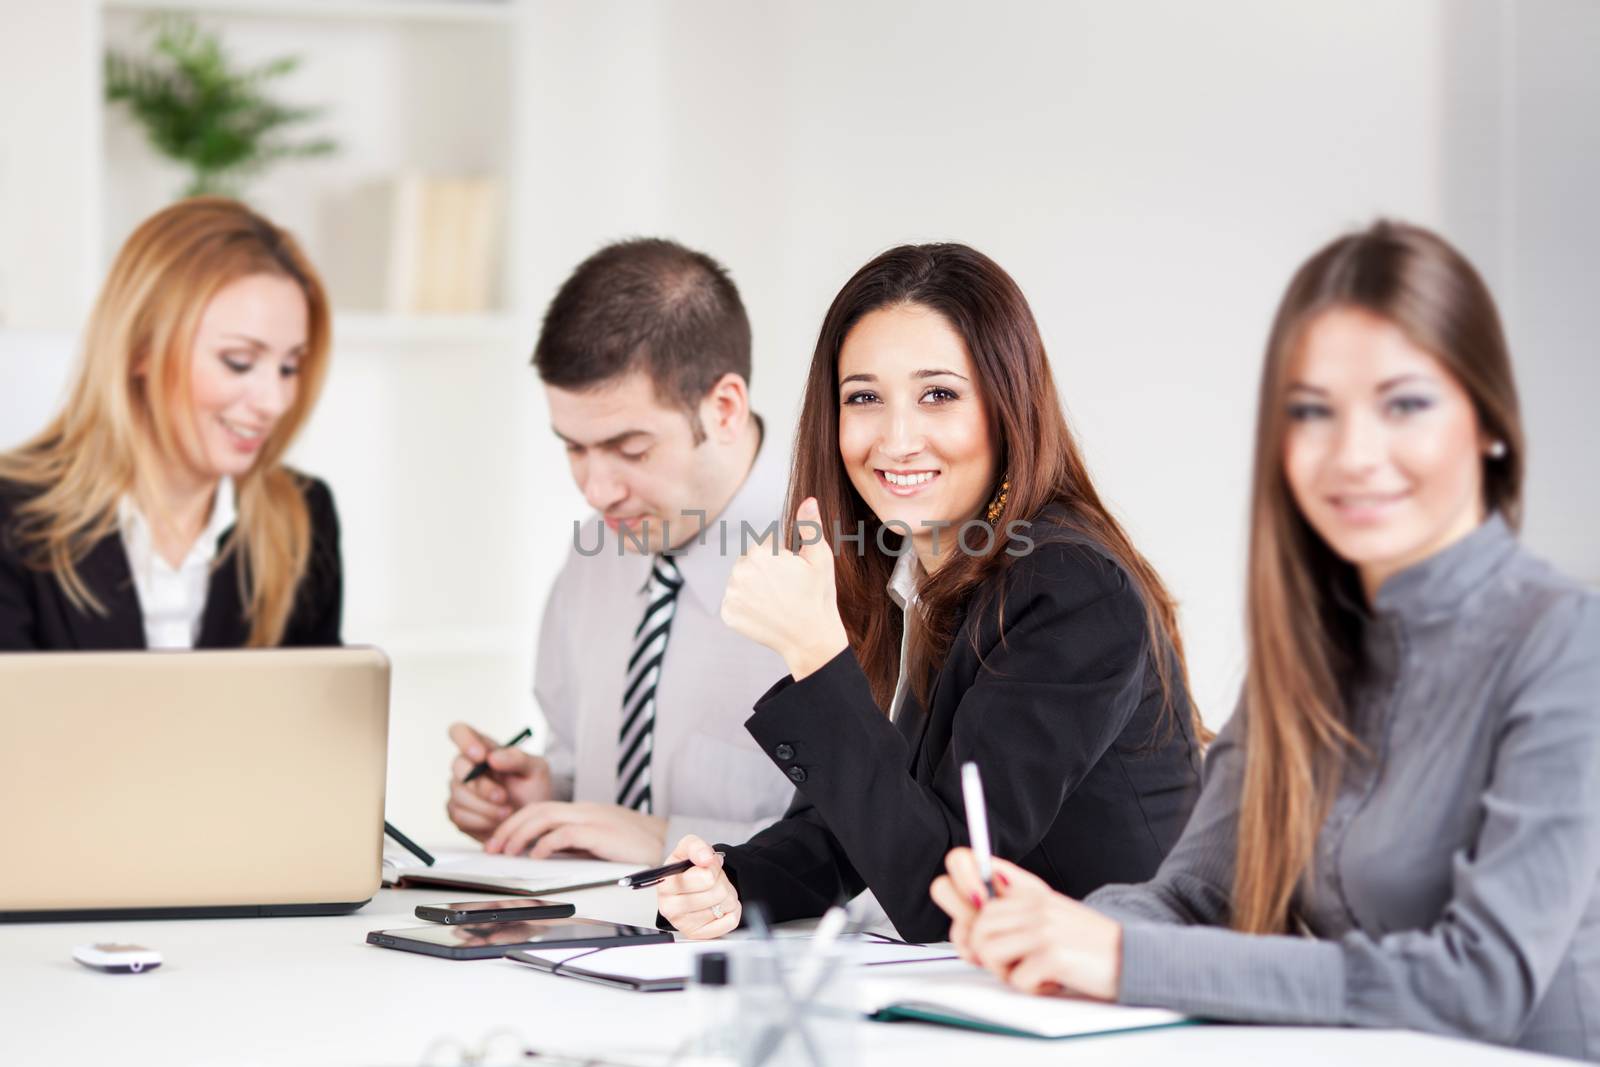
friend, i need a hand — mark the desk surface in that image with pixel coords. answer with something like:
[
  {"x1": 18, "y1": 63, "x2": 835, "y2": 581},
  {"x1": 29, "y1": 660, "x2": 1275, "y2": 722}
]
[{"x1": 0, "y1": 860, "x2": 1564, "y2": 1067}]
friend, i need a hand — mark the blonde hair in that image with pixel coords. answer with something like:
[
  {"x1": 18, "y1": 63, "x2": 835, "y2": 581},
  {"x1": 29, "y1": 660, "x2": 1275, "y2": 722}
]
[{"x1": 0, "y1": 197, "x2": 332, "y2": 646}]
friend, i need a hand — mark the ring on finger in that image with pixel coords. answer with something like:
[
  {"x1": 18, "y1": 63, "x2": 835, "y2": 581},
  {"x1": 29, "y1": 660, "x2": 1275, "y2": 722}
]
[{"x1": 711, "y1": 903, "x2": 725, "y2": 920}]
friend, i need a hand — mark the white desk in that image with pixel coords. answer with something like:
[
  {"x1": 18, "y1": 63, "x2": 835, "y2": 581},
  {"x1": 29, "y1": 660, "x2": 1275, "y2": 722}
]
[{"x1": 0, "y1": 874, "x2": 1562, "y2": 1067}]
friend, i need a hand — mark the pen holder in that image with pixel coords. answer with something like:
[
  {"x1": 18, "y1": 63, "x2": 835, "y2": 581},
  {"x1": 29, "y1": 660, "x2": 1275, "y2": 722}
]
[{"x1": 731, "y1": 940, "x2": 858, "y2": 1067}]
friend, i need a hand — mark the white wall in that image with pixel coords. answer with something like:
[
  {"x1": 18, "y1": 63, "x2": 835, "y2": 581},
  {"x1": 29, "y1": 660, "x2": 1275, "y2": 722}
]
[
  {"x1": 1439, "y1": 0, "x2": 1600, "y2": 585},
  {"x1": 605, "y1": 0, "x2": 1451, "y2": 721},
  {"x1": 0, "y1": 0, "x2": 100, "y2": 328}
]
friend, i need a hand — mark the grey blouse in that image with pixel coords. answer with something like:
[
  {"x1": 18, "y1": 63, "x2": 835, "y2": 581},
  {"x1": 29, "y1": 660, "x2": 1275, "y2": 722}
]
[{"x1": 1088, "y1": 516, "x2": 1600, "y2": 1060}]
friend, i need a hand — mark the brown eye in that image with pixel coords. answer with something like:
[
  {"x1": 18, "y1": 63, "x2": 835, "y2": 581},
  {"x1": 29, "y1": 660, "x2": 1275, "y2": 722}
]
[
  {"x1": 1287, "y1": 402, "x2": 1331, "y2": 422},
  {"x1": 1385, "y1": 395, "x2": 1433, "y2": 416}
]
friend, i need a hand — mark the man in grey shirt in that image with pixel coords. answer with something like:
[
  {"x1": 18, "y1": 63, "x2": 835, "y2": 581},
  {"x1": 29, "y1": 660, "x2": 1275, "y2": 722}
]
[{"x1": 446, "y1": 239, "x2": 793, "y2": 865}]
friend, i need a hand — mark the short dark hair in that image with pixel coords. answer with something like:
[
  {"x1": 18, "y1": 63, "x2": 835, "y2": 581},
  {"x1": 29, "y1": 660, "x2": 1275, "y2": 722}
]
[{"x1": 533, "y1": 238, "x2": 752, "y2": 439}]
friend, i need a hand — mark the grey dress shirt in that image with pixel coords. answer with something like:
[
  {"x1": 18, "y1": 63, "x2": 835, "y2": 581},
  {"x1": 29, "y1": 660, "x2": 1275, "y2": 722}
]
[
  {"x1": 532, "y1": 429, "x2": 795, "y2": 855},
  {"x1": 1088, "y1": 515, "x2": 1600, "y2": 1060}
]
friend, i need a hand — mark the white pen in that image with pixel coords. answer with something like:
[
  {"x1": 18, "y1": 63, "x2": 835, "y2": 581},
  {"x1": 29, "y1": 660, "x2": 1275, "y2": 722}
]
[
  {"x1": 793, "y1": 905, "x2": 849, "y2": 996},
  {"x1": 960, "y1": 761, "x2": 996, "y2": 899}
]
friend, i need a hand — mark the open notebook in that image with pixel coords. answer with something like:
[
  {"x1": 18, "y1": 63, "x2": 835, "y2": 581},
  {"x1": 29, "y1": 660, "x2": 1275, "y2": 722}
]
[
  {"x1": 859, "y1": 963, "x2": 1192, "y2": 1039},
  {"x1": 508, "y1": 938, "x2": 960, "y2": 992},
  {"x1": 382, "y1": 847, "x2": 639, "y2": 897}
]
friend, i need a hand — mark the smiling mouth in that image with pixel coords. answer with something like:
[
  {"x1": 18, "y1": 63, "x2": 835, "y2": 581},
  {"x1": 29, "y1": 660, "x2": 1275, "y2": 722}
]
[
  {"x1": 219, "y1": 416, "x2": 268, "y2": 444},
  {"x1": 1327, "y1": 490, "x2": 1411, "y2": 517},
  {"x1": 876, "y1": 469, "x2": 940, "y2": 495}
]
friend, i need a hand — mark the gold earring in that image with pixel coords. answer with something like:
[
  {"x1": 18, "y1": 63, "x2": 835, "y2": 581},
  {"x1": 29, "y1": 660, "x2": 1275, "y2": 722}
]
[{"x1": 985, "y1": 476, "x2": 1011, "y2": 525}]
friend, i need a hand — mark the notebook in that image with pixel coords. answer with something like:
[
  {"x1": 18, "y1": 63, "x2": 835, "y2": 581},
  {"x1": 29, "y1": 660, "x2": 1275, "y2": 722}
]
[
  {"x1": 859, "y1": 963, "x2": 1193, "y2": 1039},
  {"x1": 508, "y1": 938, "x2": 960, "y2": 992},
  {"x1": 382, "y1": 848, "x2": 639, "y2": 897}
]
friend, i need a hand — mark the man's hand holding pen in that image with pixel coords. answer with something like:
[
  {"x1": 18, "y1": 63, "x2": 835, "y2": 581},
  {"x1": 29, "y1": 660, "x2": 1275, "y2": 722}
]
[{"x1": 445, "y1": 722, "x2": 554, "y2": 842}]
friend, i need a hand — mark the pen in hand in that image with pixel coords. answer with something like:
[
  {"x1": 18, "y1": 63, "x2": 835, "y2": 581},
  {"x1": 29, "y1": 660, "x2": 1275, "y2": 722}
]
[
  {"x1": 961, "y1": 761, "x2": 996, "y2": 899},
  {"x1": 624, "y1": 852, "x2": 727, "y2": 889},
  {"x1": 462, "y1": 726, "x2": 533, "y2": 783}
]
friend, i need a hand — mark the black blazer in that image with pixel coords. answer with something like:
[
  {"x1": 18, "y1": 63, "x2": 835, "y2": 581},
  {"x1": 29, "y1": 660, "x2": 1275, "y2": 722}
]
[
  {"x1": 720, "y1": 509, "x2": 1203, "y2": 943},
  {"x1": 0, "y1": 473, "x2": 342, "y2": 650}
]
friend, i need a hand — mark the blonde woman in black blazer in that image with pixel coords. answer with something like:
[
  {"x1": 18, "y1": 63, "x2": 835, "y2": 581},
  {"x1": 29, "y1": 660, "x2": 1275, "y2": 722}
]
[{"x1": 0, "y1": 198, "x2": 341, "y2": 652}]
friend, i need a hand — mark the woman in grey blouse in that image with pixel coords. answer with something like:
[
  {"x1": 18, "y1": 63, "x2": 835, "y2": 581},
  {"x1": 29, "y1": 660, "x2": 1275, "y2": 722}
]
[{"x1": 931, "y1": 221, "x2": 1600, "y2": 1061}]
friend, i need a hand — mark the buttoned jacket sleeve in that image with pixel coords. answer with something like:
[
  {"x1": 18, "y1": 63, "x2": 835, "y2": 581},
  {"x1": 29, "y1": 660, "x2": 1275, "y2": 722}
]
[{"x1": 721, "y1": 540, "x2": 1160, "y2": 942}]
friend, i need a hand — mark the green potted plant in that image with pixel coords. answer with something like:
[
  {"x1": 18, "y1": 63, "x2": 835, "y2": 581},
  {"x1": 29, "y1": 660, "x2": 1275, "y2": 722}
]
[{"x1": 105, "y1": 15, "x2": 337, "y2": 198}]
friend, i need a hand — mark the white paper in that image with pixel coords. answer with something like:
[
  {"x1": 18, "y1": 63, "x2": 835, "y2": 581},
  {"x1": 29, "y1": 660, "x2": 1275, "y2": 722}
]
[
  {"x1": 513, "y1": 938, "x2": 958, "y2": 984},
  {"x1": 383, "y1": 847, "x2": 636, "y2": 891},
  {"x1": 857, "y1": 963, "x2": 1188, "y2": 1038}
]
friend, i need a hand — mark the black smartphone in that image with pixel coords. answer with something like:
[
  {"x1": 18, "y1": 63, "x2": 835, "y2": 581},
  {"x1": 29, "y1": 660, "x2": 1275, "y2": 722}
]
[
  {"x1": 365, "y1": 918, "x2": 672, "y2": 960},
  {"x1": 414, "y1": 898, "x2": 576, "y2": 924}
]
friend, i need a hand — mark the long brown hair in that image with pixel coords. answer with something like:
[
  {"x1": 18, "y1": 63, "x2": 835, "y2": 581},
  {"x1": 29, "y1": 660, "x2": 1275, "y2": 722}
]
[
  {"x1": 0, "y1": 198, "x2": 332, "y2": 646},
  {"x1": 787, "y1": 243, "x2": 1202, "y2": 740},
  {"x1": 1234, "y1": 220, "x2": 1523, "y2": 933}
]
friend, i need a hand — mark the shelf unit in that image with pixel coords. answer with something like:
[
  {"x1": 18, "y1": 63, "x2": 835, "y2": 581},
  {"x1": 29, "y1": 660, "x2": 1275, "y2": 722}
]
[
  {"x1": 101, "y1": 0, "x2": 519, "y2": 24},
  {"x1": 96, "y1": 0, "x2": 532, "y2": 347},
  {"x1": 334, "y1": 310, "x2": 527, "y2": 348}
]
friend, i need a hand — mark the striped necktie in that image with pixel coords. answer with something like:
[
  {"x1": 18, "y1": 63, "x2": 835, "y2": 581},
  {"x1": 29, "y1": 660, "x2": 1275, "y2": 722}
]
[{"x1": 617, "y1": 554, "x2": 683, "y2": 814}]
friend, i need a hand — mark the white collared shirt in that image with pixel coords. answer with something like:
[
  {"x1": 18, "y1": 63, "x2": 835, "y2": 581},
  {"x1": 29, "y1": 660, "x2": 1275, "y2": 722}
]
[
  {"x1": 533, "y1": 429, "x2": 795, "y2": 854},
  {"x1": 885, "y1": 550, "x2": 924, "y2": 723},
  {"x1": 117, "y1": 479, "x2": 237, "y2": 649}
]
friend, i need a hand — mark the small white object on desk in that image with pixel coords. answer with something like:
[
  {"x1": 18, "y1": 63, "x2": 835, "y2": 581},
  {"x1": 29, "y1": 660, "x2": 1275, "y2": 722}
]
[{"x1": 73, "y1": 943, "x2": 163, "y2": 974}]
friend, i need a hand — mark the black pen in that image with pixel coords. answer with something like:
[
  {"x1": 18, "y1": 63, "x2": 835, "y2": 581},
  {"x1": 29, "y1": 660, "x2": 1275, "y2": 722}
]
[
  {"x1": 462, "y1": 726, "x2": 533, "y2": 783},
  {"x1": 384, "y1": 820, "x2": 435, "y2": 866},
  {"x1": 624, "y1": 852, "x2": 726, "y2": 890}
]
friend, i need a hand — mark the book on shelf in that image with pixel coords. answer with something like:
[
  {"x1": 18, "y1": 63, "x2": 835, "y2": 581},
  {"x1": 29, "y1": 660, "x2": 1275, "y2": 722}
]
[{"x1": 326, "y1": 172, "x2": 502, "y2": 317}]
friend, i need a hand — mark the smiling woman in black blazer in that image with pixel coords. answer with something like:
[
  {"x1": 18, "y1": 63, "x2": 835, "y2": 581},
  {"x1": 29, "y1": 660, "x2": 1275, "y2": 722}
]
[
  {"x1": 656, "y1": 244, "x2": 1206, "y2": 943},
  {"x1": 0, "y1": 198, "x2": 340, "y2": 652}
]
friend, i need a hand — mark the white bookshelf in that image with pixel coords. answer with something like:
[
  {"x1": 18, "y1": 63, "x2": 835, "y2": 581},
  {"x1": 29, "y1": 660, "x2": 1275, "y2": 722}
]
[
  {"x1": 97, "y1": 0, "x2": 532, "y2": 343},
  {"x1": 334, "y1": 310, "x2": 527, "y2": 348},
  {"x1": 101, "y1": 0, "x2": 519, "y2": 24}
]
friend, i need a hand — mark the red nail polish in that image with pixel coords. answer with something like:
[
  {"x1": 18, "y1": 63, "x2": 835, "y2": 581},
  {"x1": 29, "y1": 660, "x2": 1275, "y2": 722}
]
[
  {"x1": 970, "y1": 892, "x2": 983, "y2": 909},
  {"x1": 995, "y1": 870, "x2": 1010, "y2": 889}
]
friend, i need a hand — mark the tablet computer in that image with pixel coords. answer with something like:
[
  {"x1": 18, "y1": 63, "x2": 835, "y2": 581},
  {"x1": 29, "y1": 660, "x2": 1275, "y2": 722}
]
[{"x1": 365, "y1": 917, "x2": 671, "y2": 960}]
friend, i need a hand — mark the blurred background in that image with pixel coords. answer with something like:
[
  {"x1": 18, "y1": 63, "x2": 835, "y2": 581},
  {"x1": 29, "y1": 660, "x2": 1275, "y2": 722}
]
[{"x1": 2, "y1": 0, "x2": 1596, "y2": 844}]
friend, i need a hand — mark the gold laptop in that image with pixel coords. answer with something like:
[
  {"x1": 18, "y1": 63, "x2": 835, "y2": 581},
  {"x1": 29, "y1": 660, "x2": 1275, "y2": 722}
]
[{"x1": 0, "y1": 647, "x2": 390, "y2": 921}]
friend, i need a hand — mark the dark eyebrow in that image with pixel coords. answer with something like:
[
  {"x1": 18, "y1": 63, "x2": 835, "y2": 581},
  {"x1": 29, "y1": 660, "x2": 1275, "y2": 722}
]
[
  {"x1": 552, "y1": 428, "x2": 655, "y2": 450},
  {"x1": 1285, "y1": 381, "x2": 1328, "y2": 396},
  {"x1": 839, "y1": 369, "x2": 969, "y2": 386}
]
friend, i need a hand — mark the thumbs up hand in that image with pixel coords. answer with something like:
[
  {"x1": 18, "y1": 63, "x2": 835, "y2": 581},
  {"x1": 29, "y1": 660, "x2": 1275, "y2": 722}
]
[{"x1": 720, "y1": 497, "x2": 850, "y2": 681}]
